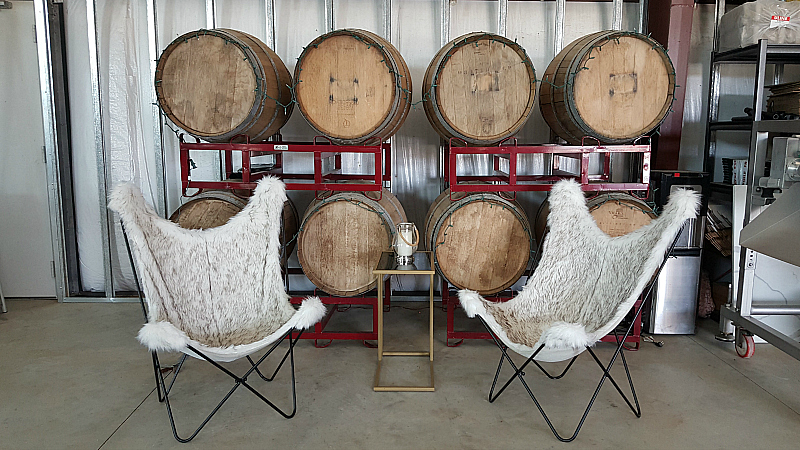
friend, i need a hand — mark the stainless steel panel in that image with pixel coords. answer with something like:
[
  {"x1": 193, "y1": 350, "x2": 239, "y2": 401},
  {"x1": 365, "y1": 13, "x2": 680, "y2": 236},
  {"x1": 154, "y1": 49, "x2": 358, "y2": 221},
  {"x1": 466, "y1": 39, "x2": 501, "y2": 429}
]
[
  {"x1": 34, "y1": 0, "x2": 66, "y2": 300},
  {"x1": 750, "y1": 305, "x2": 800, "y2": 315},
  {"x1": 440, "y1": 0, "x2": 449, "y2": 46},
  {"x1": 638, "y1": 0, "x2": 648, "y2": 34},
  {"x1": 147, "y1": 0, "x2": 166, "y2": 217},
  {"x1": 673, "y1": 216, "x2": 705, "y2": 249},
  {"x1": 265, "y1": 0, "x2": 275, "y2": 48},
  {"x1": 666, "y1": 183, "x2": 705, "y2": 249},
  {"x1": 554, "y1": 0, "x2": 564, "y2": 53},
  {"x1": 767, "y1": 137, "x2": 800, "y2": 189},
  {"x1": 382, "y1": 0, "x2": 391, "y2": 40},
  {"x1": 612, "y1": 0, "x2": 623, "y2": 31},
  {"x1": 650, "y1": 255, "x2": 702, "y2": 334},
  {"x1": 205, "y1": 0, "x2": 215, "y2": 28},
  {"x1": 498, "y1": 0, "x2": 507, "y2": 36},
  {"x1": 740, "y1": 182, "x2": 800, "y2": 267}
]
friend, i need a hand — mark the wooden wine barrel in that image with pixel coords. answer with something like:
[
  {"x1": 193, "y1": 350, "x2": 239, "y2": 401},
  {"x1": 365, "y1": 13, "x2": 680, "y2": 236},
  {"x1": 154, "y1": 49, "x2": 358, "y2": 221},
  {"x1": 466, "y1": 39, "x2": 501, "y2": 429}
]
[
  {"x1": 534, "y1": 191, "x2": 657, "y2": 244},
  {"x1": 423, "y1": 33, "x2": 537, "y2": 145},
  {"x1": 539, "y1": 31, "x2": 676, "y2": 144},
  {"x1": 169, "y1": 190, "x2": 299, "y2": 264},
  {"x1": 294, "y1": 29, "x2": 412, "y2": 145},
  {"x1": 297, "y1": 189, "x2": 407, "y2": 296},
  {"x1": 155, "y1": 29, "x2": 293, "y2": 143},
  {"x1": 425, "y1": 190, "x2": 533, "y2": 295}
]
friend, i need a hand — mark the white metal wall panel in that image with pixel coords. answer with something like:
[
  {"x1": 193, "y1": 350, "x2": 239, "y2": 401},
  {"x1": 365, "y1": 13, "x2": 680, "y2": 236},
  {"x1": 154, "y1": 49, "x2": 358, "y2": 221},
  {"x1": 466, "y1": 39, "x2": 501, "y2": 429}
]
[
  {"x1": 0, "y1": 1, "x2": 56, "y2": 297},
  {"x1": 65, "y1": 0, "x2": 105, "y2": 292},
  {"x1": 156, "y1": 0, "x2": 206, "y2": 218},
  {"x1": 96, "y1": 0, "x2": 162, "y2": 290}
]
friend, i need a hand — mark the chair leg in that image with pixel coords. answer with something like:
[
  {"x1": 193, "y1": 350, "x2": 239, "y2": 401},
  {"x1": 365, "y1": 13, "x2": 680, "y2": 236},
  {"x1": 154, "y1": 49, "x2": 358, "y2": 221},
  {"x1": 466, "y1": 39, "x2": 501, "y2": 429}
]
[
  {"x1": 586, "y1": 347, "x2": 641, "y2": 417},
  {"x1": 221, "y1": 332, "x2": 299, "y2": 419},
  {"x1": 583, "y1": 331, "x2": 641, "y2": 417},
  {"x1": 479, "y1": 318, "x2": 640, "y2": 443},
  {"x1": 154, "y1": 329, "x2": 302, "y2": 443},
  {"x1": 488, "y1": 351, "x2": 506, "y2": 402},
  {"x1": 151, "y1": 352, "x2": 163, "y2": 401},
  {"x1": 152, "y1": 353, "x2": 188, "y2": 403},
  {"x1": 532, "y1": 356, "x2": 578, "y2": 380},
  {"x1": 247, "y1": 332, "x2": 301, "y2": 382},
  {"x1": 487, "y1": 343, "x2": 543, "y2": 403}
]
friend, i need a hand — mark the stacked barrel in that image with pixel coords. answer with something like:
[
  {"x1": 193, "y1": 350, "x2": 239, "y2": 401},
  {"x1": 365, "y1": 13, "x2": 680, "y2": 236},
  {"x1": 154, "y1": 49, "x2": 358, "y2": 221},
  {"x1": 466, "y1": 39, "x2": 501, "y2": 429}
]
[
  {"x1": 422, "y1": 33, "x2": 537, "y2": 145},
  {"x1": 155, "y1": 29, "x2": 294, "y2": 143},
  {"x1": 419, "y1": 31, "x2": 670, "y2": 294},
  {"x1": 293, "y1": 29, "x2": 411, "y2": 145},
  {"x1": 539, "y1": 31, "x2": 675, "y2": 145}
]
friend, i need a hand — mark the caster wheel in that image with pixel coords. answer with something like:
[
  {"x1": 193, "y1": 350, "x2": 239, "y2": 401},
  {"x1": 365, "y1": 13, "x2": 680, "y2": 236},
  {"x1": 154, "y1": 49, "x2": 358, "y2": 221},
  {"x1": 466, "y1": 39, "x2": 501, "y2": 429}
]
[{"x1": 735, "y1": 335, "x2": 755, "y2": 358}]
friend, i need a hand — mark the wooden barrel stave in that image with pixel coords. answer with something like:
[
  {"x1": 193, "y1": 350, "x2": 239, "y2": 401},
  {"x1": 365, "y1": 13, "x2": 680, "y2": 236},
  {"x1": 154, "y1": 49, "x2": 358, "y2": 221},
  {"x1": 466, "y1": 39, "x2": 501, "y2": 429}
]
[
  {"x1": 541, "y1": 32, "x2": 609, "y2": 143},
  {"x1": 356, "y1": 29, "x2": 412, "y2": 142},
  {"x1": 294, "y1": 29, "x2": 411, "y2": 145},
  {"x1": 297, "y1": 189, "x2": 407, "y2": 297},
  {"x1": 155, "y1": 29, "x2": 293, "y2": 143},
  {"x1": 422, "y1": 33, "x2": 482, "y2": 142},
  {"x1": 540, "y1": 31, "x2": 675, "y2": 144},
  {"x1": 219, "y1": 29, "x2": 294, "y2": 142},
  {"x1": 425, "y1": 190, "x2": 533, "y2": 295}
]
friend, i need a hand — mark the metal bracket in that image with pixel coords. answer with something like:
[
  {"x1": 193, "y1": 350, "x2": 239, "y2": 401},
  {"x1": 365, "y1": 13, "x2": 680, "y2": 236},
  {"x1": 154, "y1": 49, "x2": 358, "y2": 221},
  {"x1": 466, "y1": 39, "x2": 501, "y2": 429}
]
[
  {"x1": 744, "y1": 248, "x2": 756, "y2": 270},
  {"x1": 0, "y1": 1, "x2": 12, "y2": 10}
]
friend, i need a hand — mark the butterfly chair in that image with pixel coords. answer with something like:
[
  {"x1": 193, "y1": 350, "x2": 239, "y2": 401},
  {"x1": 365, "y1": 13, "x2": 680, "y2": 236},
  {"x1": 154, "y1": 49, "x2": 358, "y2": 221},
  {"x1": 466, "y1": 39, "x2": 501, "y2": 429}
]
[
  {"x1": 109, "y1": 177, "x2": 325, "y2": 443},
  {"x1": 459, "y1": 179, "x2": 699, "y2": 442}
]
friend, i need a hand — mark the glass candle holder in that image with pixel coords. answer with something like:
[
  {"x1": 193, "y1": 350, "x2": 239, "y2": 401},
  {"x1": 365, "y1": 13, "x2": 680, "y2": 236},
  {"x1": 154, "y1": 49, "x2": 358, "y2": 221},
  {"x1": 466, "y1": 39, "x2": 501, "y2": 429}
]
[{"x1": 392, "y1": 222, "x2": 419, "y2": 264}]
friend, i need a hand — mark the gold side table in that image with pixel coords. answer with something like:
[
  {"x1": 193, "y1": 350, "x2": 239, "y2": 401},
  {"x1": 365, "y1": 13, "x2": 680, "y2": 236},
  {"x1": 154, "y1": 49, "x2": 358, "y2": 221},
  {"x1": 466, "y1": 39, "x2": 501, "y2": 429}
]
[{"x1": 373, "y1": 251, "x2": 435, "y2": 392}]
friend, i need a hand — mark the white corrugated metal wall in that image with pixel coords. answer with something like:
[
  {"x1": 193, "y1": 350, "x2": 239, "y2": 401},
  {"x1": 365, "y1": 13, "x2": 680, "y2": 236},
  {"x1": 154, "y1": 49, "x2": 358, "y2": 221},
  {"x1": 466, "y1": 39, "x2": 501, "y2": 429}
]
[{"x1": 54, "y1": 0, "x2": 707, "y2": 298}]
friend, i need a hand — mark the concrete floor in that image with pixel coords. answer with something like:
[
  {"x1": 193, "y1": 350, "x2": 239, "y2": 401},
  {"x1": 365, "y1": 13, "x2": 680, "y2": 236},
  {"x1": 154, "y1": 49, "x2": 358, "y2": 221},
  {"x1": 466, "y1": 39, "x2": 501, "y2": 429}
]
[{"x1": 2, "y1": 299, "x2": 800, "y2": 449}]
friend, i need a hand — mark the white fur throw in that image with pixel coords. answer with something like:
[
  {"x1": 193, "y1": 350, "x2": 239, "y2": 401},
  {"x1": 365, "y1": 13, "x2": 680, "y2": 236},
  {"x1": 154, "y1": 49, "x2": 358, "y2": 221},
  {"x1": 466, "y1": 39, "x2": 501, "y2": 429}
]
[
  {"x1": 459, "y1": 179, "x2": 699, "y2": 362},
  {"x1": 109, "y1": 177, "x2": 325, "y2": 357}
]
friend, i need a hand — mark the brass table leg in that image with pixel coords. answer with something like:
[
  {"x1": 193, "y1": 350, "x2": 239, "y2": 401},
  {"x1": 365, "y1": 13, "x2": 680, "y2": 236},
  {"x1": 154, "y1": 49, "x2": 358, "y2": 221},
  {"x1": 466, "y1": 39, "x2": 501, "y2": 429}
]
[{"x1": 373, "y1": 273, "x2": 435, "y2": 392}]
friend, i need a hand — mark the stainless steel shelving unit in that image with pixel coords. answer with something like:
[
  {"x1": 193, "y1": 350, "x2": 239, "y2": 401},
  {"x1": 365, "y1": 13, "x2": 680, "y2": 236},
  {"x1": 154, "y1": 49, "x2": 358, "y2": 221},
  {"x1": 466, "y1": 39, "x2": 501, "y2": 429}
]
[
  {"x1": 705, "y1": 41, "x2": 800, "y2": 184},
  {"x1": 703, "y1": 39, "x2": 800, "y2": 359}
]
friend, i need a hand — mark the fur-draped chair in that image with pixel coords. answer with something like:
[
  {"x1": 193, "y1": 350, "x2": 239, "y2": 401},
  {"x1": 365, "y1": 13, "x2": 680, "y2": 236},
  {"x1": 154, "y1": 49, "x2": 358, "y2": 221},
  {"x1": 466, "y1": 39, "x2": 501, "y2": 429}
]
[
  {"x1": 458, "y1": 179, "x2": 699, "y2": 442},
  {"x1": 110, "y1": 176, "x2": 325, "y2": 443}
]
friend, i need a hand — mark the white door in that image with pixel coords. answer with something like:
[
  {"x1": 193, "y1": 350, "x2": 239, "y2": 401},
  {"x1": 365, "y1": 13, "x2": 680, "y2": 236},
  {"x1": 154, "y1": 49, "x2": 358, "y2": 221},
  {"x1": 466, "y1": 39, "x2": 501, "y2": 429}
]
[{"x1": 0, "y1": 2, "x2": 56, "y2": 298}]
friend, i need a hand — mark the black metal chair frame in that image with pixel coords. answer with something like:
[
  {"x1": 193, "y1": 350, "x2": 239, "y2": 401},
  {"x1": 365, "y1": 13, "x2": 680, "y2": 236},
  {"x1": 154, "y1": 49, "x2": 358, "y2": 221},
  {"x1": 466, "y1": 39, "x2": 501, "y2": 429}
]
[
  {"x1": 479, "y1": 226, "x2": 684, "y2": 443},
  {"x1": 123, "y1": 225, "x2": 302, "y2": 443}
]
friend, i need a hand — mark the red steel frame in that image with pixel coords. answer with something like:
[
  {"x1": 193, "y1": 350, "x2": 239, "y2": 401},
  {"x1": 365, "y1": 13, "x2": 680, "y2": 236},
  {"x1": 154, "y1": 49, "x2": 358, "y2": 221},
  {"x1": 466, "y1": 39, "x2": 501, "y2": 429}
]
[
  {"x1": 442, "y1": 137, "x2": 650, "y2": 349},
  {"x1": 180, "y1": 135, "x2": 390, "y2": 194},
  {"x1": 445, "y1": 137, "x2": 651, "y2": 193},
  {"x1": 179, "y1": 136, "x2": 392, "y2": 345}
]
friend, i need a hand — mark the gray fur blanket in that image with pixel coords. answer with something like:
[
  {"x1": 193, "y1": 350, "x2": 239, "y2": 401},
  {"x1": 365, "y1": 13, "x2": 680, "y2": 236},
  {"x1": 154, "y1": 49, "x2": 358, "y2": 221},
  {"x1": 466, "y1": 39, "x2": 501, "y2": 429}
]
[{"x1": 109, "y1": 177, "x2": 324, "y2": 357}]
